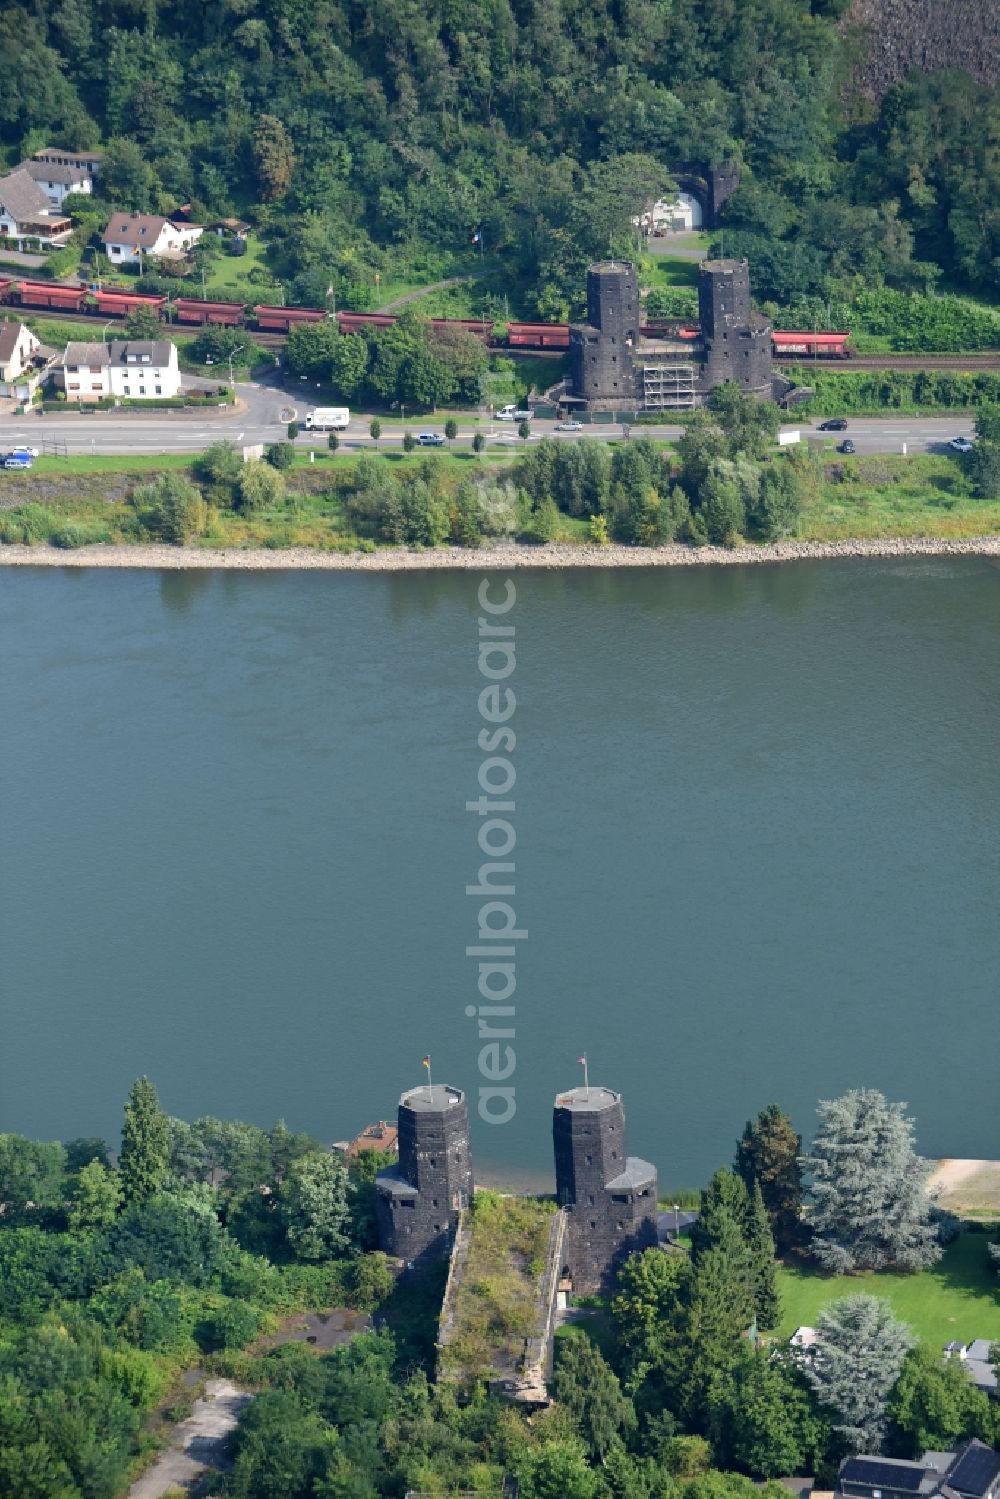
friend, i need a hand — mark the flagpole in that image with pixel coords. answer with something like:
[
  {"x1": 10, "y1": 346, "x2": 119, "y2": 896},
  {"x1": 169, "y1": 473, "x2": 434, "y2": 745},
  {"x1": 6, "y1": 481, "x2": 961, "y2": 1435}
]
[{"x1": 427, "y1": 1058, "x2": 432, "y2": 1097}]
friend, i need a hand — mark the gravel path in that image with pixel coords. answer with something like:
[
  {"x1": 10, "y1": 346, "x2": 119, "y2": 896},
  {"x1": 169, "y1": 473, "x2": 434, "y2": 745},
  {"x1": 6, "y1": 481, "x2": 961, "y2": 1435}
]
[
  {"x1": 128, "y1": 1379, "x2": 251, "y2": 1498},
  {"x1": 2, "y1": 535, "x2": 1000, "y2": 571}
]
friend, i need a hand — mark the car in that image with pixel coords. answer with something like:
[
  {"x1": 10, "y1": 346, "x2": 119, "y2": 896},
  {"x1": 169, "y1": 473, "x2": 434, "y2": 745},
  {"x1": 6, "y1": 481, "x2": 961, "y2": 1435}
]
[
  {"x1": 818, "y1": 418, "x2": 847, "y2": 431},
  {"x1": 512, "y1": 409, "x2": 533, "y2": 422},
  {"x1": 838, "y1": 439, "x2": 855, "y2": 455},
  {"x1": 2, "y1": 453, "x2": 32, "y2": 469},
  {"x1": 555, "y1": 419, "x2": 583, "y2": 432},
  {"x1": 11, "y1": 446, "x2": 39, "y2": 459},
  {"x1": 417, "y1": 432, "x2": 445, "y2": 446},
  {"x1": 949, "y1": 436, "x2": 974, "y2": 453}
]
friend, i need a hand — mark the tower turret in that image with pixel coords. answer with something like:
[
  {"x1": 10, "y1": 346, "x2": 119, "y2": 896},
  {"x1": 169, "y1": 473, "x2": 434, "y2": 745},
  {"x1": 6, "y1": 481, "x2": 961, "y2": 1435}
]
[
  {"x1": 570, "y1": 260, "x2": 640, "y2": 410},
  {"x1": 553, "y1": 1084, "x2": 657, "y2": 1294},
  {"x1": 376, "y1": 1082, "x2": 473, "y2": 1273}
]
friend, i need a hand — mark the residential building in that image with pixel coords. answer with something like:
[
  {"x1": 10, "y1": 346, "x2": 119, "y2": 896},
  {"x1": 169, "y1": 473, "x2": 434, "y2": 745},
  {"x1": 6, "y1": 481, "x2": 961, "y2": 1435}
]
[
  {"x1": 57, "y1": 340, "x2": 181, "y2": 402},
  {"x1": 836, "y1": 1441, "x2": 1000, "y2": 1499},
  {"x1": 0, "y1": 319, "x2": 51, "y2": 400},
  {"x1": 102, "y1": 212, "x2": 203, "y2": 266},
  {"x1": 945, "y1": 1340, "x2": 998, "y2": 1397},
  {"x1": 32, "y1": 146, "x2": 103, "y2": 176},
  {"x1": 23, "y1": 159, "x2": 95, "y2": 207},
  {"x1": 0, "y1": 169, "x2": 73, "y2": 248}
]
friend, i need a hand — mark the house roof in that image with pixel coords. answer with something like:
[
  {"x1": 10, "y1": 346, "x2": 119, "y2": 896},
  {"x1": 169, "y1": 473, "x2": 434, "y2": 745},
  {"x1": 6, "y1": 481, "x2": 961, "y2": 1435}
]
[
  {"x1": 103, "y1": 212, "x2": 171, "y2": 247},
  {"x1": 62, "y1": 342, "x2": 110, "y2": 367},
  {"x1": 839, "y1": 1458, "x2": 929, "y2": 1494},
  {"x1": 0, "y1": 168, "x2": 52, "y2": 222},
  {"x1": 108, "y1": 340, "x2": 174, "y2": 366},
  {"x1": 0, "y1": 319, "x2": 34, "y2": 365},
  {"x1": 606, "y1": 1156, "x2": 657, "y2": 1191},
  {"x1": 947, "y1": 1443, "x2": 1000, "y2": 1498},
  {"x1": 346, "y1": 1121, "x2": 398, "y2": 1158},
  {"x1": 23, "y1": 161, "x2": 90, "y2": 187},
  {"x1": 33, "y1": 147, "x2": 103, "y2": 165}
]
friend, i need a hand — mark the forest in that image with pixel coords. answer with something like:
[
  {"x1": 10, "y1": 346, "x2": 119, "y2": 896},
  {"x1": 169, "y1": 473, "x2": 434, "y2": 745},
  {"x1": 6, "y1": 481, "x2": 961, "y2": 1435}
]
[
  {"x1": 1, "y1": 0, "x2": 998, "y2": 321},
  {"x1": 0, "y1": 1082, "x2": 997, "y2": 1498}
]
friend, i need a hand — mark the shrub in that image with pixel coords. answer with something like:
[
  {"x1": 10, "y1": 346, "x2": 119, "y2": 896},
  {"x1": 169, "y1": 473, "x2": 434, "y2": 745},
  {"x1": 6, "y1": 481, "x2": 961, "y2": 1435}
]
[
  {"x1": 265, "y1": 442, "x2": 296, "y2": 470},
  {"x1": 287, "y1": 421, "x2": 299, "y2": 439},
  {"x1": 196, "y1": 1299, "x2": 262, "y2": 1353}
]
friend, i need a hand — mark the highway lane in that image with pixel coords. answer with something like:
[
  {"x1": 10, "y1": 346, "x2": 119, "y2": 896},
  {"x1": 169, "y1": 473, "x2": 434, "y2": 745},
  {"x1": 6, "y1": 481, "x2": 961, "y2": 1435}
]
[{"x1": 0, "y1": 393, "x2": 977, "y2": 458}]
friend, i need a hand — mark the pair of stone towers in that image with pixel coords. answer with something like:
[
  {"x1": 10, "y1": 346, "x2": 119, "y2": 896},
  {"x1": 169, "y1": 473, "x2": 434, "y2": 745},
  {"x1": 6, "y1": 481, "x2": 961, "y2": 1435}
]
[{"x1": 375, "y1": 1079, "x2": 657, "y2": 1292}]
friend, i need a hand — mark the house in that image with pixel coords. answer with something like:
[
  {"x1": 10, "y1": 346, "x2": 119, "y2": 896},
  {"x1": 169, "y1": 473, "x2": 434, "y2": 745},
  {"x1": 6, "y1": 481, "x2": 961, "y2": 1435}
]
[
  {"x1": 57, "y1": 339, "x2": 181, "y2": 402},
  {"x1": 102, "y1": 212, "x2": 203, "y2": 266},
  {"x1": 0, "y1": 319, "x2": 52, "y2": 400},
  {"x1": 945, "y1": 1340, "x2": 998, "y2": 1397},
  {"x1": 209, "y1": 217, "x2": 251, "y2": 243},
  {"x1": 0, "y1": 169, "x2": 73, "y2": 248},
  {"x1": 836, "y1": 1441, "x2": 1000, "y2": 1499},
  {"x1": 22, "y1": 159, "x2": 95, "y2": 207},
  {"x1": 345, "y1": 1121, "x2": 399, "y2": 1160},
  {"x1": 634, "y1": 193, "x2": 704, "y2": 234},
  {"x1": 32, "y1": 146, "x2": 103, "y2": 176}
]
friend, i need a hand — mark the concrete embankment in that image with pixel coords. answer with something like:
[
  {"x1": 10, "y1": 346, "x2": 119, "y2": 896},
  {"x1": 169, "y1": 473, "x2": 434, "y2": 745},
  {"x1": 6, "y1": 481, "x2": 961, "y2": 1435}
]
[{"x1": 1, "y1": 535, "x2": 1000, "y2": 570}]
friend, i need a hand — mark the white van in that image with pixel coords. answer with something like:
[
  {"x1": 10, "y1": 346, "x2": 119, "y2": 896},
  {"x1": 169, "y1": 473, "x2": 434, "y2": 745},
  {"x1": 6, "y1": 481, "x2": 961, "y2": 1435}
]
[{"x1": 304, "y1": 407, "x2": 350, "y2": 430}]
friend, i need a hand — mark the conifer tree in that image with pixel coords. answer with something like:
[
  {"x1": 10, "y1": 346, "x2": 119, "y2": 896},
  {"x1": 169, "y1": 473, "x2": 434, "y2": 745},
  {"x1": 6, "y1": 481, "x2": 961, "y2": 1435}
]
[
  {"x1": 746, "y1": 1181, "x2": 781, "y2": 1330},
  {"x1": 735, "y1": 1103, "x2": 803, "y2": 1253},
  {"x1": 119, "y1": 1076, "x2": 169, "y2": 1208},
  {"x1": 800, "y1": 1089, "x2": 941, "y2": 1273},
  {"x1": 804, "y1": 1295, "x2": 914, "y2": 1453}
]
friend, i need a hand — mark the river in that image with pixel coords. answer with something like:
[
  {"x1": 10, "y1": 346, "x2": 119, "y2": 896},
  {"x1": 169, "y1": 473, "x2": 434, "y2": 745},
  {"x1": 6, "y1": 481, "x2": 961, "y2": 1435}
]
[{"x1": 1, "y1": 559, "x2": 997, "y2": 1189}]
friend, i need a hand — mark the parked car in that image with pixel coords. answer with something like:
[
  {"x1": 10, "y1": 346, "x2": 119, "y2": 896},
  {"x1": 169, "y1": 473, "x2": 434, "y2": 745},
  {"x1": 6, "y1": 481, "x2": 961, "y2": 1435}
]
[
  {"x1": 2, "y1": 452, "x2": 32, "y2": 469},
  {"x1": 555, "y1": 419, "x2": 583, "y2": 432},
  {"x1": 417, "y1": 432, "x2": 445, "y2": 446},
  {"x1": 838, "y1": 439, "x2": 855, "y2": 455},
  {"x1": 11, "y1": 446, "x2": 39, "y2": 459},
  {"x1": 949, "y1": 436, "x2": 974, "y2": 453},
  {"x1": 818, "y1": 418, "x2": 847, "y2": 431},
  {"x1": 512, "y1": 408, "x2": 533, "y2": 422}
]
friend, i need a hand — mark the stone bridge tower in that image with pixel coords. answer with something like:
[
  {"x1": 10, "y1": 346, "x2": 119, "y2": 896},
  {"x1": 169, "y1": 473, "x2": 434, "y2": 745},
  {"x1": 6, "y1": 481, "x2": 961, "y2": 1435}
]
[
  {"x1": 552, "y1": 1083, "x2": 657, "y2": 1295},
  {"x1": 697, "y1": 257, "x2": 773, "y2": 398},
  {"x1": 376, "y1": 1082, "x2": 474, "y2": 1273},
  {"x1": 570, "y1": 260, "x2": 640, "y2": 411}
]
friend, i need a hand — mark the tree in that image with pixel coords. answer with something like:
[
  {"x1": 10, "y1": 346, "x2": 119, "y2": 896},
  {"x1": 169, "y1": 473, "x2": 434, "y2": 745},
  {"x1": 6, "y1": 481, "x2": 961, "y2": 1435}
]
[
  {"x1": 800, "y1": 1089, "x2": 942, "y2": 1273},
  {"x1": 735, "y1": 1104, "x2": 803, "y2": 1254},
  {"x1": 444, "y1": 418, "x2": 458, "y2": 444},
  {"x1": 805, "y1": 1296, "x2": 913, "y2": 1453},
  {"x1": 974, "y1": 406, "x2": 1000, "y2": 445},
  {"x1": 135, "y1": 472, "x2": 202, "y2": 544},
  {"x1": 252, "y1": 114, "x2": 294, "y2": 201},
  {"x1": 514, "y1": 1437, "x2": 599, "y2": 1499},
  {"x1": 124, "y1": 307, "x2": 161, "y2": 340},
  {"x1": 746, "y1": 1182, "x2": 780, "y2": 1330},
  {"x1": 266, "y1": 441, "x2": 296, "y2": 469},
  {"x1": 328, "y1": 433, "x2": 339, "y2": 453},
  {"x1": 887, "y1": 1343, "x2": 997, "y2": 1457},
  {"x1": 472, "y1": 431, "x2": 486, "y2": 455},
  {"x1": 710, "y1": 1345, "x2": 828, "y2": 1478},
  {"x1": 552, "y1": 1336, "x2": 636, "y2": 1460},
  {"x1": 518, "y1": 419, "x2": 531, "y2": 442},
  {"x1": 709, "y1": 384, "x2": 782, "y2": 458},
  {"x1": 369, "y1": 418, "x2": 382, "y2": 444},
  {"x1": 68, "y1": 1159, "x2": 122, "y2": 1231},
  {"x1": 402, "y1": 430, "x2": 416, "y2": 452},
  {"x1": 969, "y1": 442, "x2": 1000, "y2": 501},
  {"x1": 119, "y1": 1077, "x2": 170, "y2": 1208},
  {"x1": 279, "y1": 1151, "x2": 351, "y2": 1260},
  {"x1": 698, "y1": 473, "x2": 745, "y2": 545},
  {"x1": 747, "y1": 463, "x2": 803, "y2": 540},
  {"x1": 0, "y1": 1136, "x2": 66, "y2": 1221},
  {"x1": 238, "y1": 462, "x2": 285, "y2": 512}
]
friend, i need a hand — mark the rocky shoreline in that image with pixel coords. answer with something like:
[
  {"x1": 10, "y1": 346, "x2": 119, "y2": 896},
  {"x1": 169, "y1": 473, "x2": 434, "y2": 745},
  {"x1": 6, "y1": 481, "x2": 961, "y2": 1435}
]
[{"x1": 1, "y1": 535, "x2": 999, "y2": 571}]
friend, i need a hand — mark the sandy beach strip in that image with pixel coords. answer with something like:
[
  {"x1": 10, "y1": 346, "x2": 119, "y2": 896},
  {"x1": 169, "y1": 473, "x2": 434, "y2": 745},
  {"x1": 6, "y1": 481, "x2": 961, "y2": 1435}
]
[{"x1": 1, "y1": 536, "x2": 1000, "y2": 571}]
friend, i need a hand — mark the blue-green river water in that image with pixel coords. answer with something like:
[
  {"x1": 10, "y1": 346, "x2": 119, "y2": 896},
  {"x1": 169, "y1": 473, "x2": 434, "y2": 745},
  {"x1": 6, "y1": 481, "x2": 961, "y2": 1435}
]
[{"x1": 2, "y1": 559, "x2": 997, "y2": 1188}]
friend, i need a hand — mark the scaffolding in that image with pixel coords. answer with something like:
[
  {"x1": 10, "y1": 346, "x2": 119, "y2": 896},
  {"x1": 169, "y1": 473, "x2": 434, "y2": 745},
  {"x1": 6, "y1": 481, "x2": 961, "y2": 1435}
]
[{"x1": 641, "y1": 361, "x2": 698, "y2": 411}]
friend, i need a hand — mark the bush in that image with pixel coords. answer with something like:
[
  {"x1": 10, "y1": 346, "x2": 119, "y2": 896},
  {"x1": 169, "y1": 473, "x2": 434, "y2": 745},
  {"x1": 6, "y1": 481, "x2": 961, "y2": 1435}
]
[
  {"x1": 196, "y1": 1299, "x2": 262, "y2": 1353},
  {"x1": 266, "y1": 442, "x2": 296, "y2": 470},
  {"x1": 287, "y1": 421, "x2": 299, "y2": 439}
]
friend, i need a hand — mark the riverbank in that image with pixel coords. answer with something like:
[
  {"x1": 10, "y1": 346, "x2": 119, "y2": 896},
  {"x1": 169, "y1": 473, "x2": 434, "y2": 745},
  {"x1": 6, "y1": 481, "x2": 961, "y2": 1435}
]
[{"x1": 2, "y1": 534, "x2": 1000, "y2": 570}]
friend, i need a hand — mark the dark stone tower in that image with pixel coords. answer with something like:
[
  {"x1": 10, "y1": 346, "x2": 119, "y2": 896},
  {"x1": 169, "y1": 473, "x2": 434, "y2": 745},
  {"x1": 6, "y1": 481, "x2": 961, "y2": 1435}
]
[
  {"x1": 376, "y1": 1083, "x2": 474, "y2": 1273},
  {"x1": 698, "y1": 258, "x2": 773, "y2": 398},
  {"x1": 553, "y1": 1085, "x2": 657, "y2": 1295},
  {"x1": 570, "y1": 261, "x2": 639, "y2": 410},
  {"x1": 709, "y1": 161, "x2": 741, "y2": 226}
]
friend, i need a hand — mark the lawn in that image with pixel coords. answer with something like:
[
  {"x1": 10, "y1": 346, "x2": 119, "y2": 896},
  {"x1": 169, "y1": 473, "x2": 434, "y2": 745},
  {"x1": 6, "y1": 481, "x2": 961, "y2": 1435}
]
[
  {"x1": 798, "y1": 451, "x2": 1000, "y2": 540},
  {"x1": 201, "y1": 239, "x2": 279, "y2": 301},
  {"x1": 776, "y1": 1234, "x2": 1000, "y2": 1347}
]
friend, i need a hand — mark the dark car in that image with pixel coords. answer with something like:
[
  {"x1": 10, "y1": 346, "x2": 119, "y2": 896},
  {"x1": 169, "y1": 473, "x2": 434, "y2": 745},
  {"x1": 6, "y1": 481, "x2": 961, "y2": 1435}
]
[
  {"x1": 818, "y1": 418, "x2": 847, "y2": 431},
  {"x1": 838, "y1": 439, "x2": 855, "y2": 455}
]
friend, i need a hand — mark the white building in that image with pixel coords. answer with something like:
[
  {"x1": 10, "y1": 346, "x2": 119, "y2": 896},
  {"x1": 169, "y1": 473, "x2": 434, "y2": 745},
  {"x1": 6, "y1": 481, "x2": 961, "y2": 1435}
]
[
  {"x1": 636, "y1": 192, "x2": 704, "y2": 234},
  {"x1": 102, "y1": 212, "x2": 203, "y2": 266},
  {"x1": 58, "y1": 340, "x2": 182, "y2": 402},
  {"x1": 0, "y1": 169, "x2": 73, "y2": 248},
  {"x1": 23, "y1": 159, "x2": 95, "y2": 207},
  {"x1": 0, "y1": 319, "x2": 51, "y2": 400},
  {"x1": 32, "y1": 146, "x2": 103, "y2": 176}
]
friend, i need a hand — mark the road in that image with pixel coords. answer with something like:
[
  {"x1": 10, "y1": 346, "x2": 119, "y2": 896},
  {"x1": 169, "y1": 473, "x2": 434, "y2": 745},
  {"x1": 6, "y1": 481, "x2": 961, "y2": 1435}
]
[{"x1": 0, "y1": 387, "x2": 977, "y2": 459}]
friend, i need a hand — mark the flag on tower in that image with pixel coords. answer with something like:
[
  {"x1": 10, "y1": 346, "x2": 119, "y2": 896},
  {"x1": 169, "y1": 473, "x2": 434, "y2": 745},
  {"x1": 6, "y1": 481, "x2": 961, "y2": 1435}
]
[
  {"x1": 470, "y1": 229, "x2": 482, "y2": 244},
  {"x1": 422, "y1": 1056, "x2": 431, "y2": 1069}
]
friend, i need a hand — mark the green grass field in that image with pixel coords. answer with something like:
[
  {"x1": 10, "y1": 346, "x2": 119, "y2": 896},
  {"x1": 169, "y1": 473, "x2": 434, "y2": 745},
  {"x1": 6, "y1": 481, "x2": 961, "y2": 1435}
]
[
  {"x1": 800, "y1": 451, "x2": 1000, "y2": 540},
  {"x1": 200, "y1": 239, "x2": 279, "y2": 300},
  {"x1": 777, "y1": 1235, "x2": 1000, "y2": 1346}
]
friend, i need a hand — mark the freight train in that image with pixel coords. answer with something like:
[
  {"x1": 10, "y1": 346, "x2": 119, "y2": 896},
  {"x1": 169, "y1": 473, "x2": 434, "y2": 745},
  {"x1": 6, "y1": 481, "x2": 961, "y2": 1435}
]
[{"x1": 0, "y1": 278, "x2": 853, "y2": 357}]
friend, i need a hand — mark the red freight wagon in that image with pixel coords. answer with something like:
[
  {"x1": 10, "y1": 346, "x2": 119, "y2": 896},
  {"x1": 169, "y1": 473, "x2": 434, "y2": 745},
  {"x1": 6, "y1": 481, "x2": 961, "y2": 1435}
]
[
  {"x1": 16, "y1": 281, "x2": 89, "y2": 311},
  {"x1": 772, "y1": 330, "x2": 851, "y2": 358},
  {"x1": 93, "y1": 290, "x2": 166, "y2": 316},
  {"x1": 253, "y1": 305, "x2": 326, "y2": 331},
  {"x1": 505, "y1": 322, "x2": 571, "y2": 349},
  {"x1": 336, "y1": 311, "x2": 396, "y2": 333},
  {"x1": 430, "y1": 317, "x2": 490, "y2": 342},
  {"x1": 0, "y1": 277, "x2": 13, "y2": 303},
  {"x1": 172, "y1": 297, "x2": 245, "y2": 325}
]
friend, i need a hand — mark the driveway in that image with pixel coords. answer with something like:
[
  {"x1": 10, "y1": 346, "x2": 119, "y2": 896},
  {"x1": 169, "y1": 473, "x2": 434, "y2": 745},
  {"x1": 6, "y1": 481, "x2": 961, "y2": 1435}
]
[{"x1": 127, "y1": 1379, "x2": 251, "y2": 1499}]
